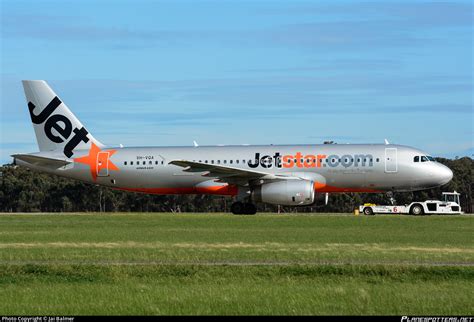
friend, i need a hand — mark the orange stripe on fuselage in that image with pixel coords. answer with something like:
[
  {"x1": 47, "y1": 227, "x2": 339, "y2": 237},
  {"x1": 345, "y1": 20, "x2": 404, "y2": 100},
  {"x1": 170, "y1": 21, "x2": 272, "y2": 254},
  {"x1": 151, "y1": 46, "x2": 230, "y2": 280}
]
[
  {"x1": 118, "y1": 185, "x2": 239, "y2": 196},
  {"x1": 116, "y1": 182, "x2": 382, "y2": 196},
  {"x1": 313, "y1": 182, "x2": 383, "y2": 193}
]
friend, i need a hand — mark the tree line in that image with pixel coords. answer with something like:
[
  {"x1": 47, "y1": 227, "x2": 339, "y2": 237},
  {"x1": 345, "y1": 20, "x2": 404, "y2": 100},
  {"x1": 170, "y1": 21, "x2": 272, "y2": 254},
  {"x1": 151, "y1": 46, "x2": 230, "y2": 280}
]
[{"x1": 0, "y1": 157, "x2": 472, "y2": 213}]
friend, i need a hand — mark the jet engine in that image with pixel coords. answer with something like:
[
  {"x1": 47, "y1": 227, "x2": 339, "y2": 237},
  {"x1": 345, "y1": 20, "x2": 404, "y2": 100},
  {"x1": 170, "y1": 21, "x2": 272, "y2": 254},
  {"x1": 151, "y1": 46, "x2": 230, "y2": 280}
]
[{"x1": 252, "y1": 180, "x2": 315, "y2": 206}]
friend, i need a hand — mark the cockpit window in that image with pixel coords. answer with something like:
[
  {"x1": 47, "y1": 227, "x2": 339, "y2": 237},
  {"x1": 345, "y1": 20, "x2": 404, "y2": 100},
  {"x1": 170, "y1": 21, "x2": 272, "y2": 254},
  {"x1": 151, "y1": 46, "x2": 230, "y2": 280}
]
[{"x1": 415, "y1": 155, "x2": 435, "y2": 162}]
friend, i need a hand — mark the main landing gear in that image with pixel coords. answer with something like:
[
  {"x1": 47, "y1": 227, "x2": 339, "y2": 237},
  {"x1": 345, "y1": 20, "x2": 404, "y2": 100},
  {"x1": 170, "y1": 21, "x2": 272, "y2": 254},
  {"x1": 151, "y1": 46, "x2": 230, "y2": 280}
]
[{"x1": 231, "y1": 201, "x2": 257, "y2": 215}]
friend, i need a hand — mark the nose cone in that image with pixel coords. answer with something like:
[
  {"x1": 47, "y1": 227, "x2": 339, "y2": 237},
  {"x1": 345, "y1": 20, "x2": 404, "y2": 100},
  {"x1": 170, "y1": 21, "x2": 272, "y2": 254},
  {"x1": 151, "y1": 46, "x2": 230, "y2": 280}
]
[{"x1": 437, "y1": 164, "x2": 453, "y2": 186}]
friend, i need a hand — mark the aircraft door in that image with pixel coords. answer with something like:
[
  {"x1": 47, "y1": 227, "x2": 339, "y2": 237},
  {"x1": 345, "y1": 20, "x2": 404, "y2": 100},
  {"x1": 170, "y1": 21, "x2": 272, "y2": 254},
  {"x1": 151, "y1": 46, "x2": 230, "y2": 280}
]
[
  {"x1": 385, "y1": 148, "x2": 397, "y2": 173},
  {"x1": 97, "y1": 152, "x2": 110, "y2": 177}
]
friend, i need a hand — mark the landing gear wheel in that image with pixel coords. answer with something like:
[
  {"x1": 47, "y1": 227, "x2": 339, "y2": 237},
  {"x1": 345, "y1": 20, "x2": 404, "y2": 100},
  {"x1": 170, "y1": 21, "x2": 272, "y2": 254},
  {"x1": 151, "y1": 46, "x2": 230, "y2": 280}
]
[
  {"x1": 231, "y1": 202, "x2": 244, "y2": 215},
  {"x1": 363, "y1": 207, "x2": 374, "y2": 216},
  {"x1": 231, "y1": 202, "x2": 257, "y2": 215},
  {"x1": 410, "y1": 204, "x2": 424, "y2": 216},
  {"x1": 243, "y1": 203, "x2": 257, "y2": 215}
]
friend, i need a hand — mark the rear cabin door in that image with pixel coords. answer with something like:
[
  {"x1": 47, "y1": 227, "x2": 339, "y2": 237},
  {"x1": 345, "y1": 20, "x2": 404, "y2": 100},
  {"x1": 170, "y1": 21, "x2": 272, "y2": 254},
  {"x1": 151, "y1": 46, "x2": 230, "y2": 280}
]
[
  {"x1": 97, "y1": 152, "x2": 110, "y2": 177},
  {"x1": 385, "y1": 148, "x2": 398, "y2": 173}
]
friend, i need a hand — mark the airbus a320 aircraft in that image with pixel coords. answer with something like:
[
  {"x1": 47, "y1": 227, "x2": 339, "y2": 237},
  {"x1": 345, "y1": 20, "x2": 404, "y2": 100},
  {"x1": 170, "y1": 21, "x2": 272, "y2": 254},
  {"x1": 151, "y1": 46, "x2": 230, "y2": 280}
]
[{"x1": 12, "y1": 81, "x2": 453, "y2": 214}]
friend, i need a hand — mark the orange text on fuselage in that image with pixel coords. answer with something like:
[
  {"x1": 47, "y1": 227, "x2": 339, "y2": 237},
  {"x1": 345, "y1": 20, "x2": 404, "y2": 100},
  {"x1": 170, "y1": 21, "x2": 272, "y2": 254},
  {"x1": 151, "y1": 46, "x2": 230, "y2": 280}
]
[{"x1": 247, "y1": 152, "x2": 374, "y2": 169}]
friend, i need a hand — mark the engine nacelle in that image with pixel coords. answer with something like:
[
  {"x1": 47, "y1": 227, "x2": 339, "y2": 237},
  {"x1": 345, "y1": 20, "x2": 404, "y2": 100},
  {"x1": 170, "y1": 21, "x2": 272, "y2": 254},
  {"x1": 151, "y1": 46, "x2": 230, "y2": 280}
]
[{"x1": 252, "y1": 180, "x2": 315, "y2": 206}]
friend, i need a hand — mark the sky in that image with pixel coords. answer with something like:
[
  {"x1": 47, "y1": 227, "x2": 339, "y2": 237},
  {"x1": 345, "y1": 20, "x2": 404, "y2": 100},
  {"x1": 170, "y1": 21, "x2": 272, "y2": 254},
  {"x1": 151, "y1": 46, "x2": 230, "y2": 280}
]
[{"x1": 1, "y1": 0, "x2": 473, "y2": 164}]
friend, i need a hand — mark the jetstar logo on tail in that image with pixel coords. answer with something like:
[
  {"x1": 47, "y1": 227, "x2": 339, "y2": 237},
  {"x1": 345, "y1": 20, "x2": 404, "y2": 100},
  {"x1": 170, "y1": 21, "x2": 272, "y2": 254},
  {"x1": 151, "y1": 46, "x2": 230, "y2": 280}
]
[
  {"x1": 74, "y1": 142, "x2": 119, "y2": 181},
  {"x1": 28, "y1": 96, "x2": 89, "y2": 157}
]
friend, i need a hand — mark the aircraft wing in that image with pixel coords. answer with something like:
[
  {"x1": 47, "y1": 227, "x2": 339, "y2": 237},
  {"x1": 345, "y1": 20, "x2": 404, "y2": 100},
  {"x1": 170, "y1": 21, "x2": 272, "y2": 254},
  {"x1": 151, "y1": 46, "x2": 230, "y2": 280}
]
[
  {"x1": 12, "y1": 154, "x2": 72, "y2": 169},
  {"x1": 169, "y1": 160, "x2": 296, "y2": 185}
]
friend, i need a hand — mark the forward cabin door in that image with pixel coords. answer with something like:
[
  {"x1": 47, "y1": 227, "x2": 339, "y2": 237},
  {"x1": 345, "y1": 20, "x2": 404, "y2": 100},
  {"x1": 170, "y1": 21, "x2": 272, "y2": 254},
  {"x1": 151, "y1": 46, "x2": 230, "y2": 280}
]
[
  {"x1": 385, "y1": 148, "x2": 398, "y2": 173},
  {"x1": 97, "y1": 151, "x2": 110, "y2": 177}
]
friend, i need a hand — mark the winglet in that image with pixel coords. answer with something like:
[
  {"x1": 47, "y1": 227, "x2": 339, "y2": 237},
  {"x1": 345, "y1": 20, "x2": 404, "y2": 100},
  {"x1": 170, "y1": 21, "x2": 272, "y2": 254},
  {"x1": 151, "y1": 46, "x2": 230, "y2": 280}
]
[
  {"x1": 384, "y1": 139, "x2": 390, "y2": 145},
  {"x1": 193, "y1": 140, "x2": 199, "y2": 147}
]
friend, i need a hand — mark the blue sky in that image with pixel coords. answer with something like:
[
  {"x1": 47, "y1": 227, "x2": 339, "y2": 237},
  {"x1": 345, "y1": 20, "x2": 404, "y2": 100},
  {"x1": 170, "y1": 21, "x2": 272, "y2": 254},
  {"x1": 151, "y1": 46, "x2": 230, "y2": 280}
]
[{"x1": 1, "y1": 0, "x2": 472, "y2": 164}]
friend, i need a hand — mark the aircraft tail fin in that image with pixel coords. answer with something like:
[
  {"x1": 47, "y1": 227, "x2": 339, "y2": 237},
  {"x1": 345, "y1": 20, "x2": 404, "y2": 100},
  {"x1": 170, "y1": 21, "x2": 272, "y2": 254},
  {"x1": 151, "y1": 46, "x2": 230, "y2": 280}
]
[{"x1": 22, "y1": 80, "x2": 103, "y2": 157}]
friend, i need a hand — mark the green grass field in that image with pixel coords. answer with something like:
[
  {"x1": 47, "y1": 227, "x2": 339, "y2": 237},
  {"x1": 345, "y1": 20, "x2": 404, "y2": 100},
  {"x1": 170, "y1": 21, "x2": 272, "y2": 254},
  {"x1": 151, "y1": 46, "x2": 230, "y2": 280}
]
[{"x1": 0, "y1": 213, "x2": 472, "y2": 315}]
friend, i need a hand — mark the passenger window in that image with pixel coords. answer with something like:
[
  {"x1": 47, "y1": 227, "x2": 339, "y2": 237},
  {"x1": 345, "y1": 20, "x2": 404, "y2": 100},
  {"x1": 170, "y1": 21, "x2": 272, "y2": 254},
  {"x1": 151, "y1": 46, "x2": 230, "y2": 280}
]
[
  {"x1": 236, "y1": 160, "x2": 239, "y2": 164},
  {"x1": 161, "y1": 161, "x2": 164, "y2": 165},
  {"x1": 217, "y1": 160, "x2": 221, "y2": 164},
  {"x1": 230, "y1": 160, "x2": 233, "y2": 164},
  {"x1": 124, "y1": 161, "x2": 127, "y2": 165},
  {"x1": 414, "y1": 156, "x2": 419, "y2": 162},
  {"x1": 421, "y1": 156, "x2": 428, "y2": 162},
  {"x1": 224, "y1": 160, "x2": 227, "y2": 164},
  {"x1": 211, "y1": 160, "x2": 214, "y2": 164},
  {"x1": 376, "y1": 158, "x2": 379, "y2": 162},
  {"x1": 143, "y1": 161, "x2": 146, "y2": 165},
  {"x1": 205, "y1": 160, "x2": 208, "y2": 163},
  {"x1": 131, "y1": 161, "x2": 134, "y2": 165}
]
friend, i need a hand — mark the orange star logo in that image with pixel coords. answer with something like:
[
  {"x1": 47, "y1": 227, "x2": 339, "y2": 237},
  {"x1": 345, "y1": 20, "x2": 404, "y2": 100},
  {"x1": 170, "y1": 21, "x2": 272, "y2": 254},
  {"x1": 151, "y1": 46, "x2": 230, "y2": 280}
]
[{"x1": 73, "y1": 142, "x2": 119, "y2": 181}]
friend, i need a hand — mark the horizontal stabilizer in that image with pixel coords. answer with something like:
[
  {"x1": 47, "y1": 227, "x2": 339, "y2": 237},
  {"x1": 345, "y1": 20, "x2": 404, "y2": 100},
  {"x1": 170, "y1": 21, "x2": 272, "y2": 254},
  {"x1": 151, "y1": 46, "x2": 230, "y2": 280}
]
[{"x1": 12, "y1": 154, "x2": 72, "y2": 169}]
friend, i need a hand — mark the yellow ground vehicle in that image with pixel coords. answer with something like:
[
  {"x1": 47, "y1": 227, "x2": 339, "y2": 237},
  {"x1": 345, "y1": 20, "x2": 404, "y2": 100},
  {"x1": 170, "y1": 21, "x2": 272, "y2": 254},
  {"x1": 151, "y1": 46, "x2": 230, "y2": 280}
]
[{"x1": 359, "y1": 192, "x2": 462, "y2": 215}]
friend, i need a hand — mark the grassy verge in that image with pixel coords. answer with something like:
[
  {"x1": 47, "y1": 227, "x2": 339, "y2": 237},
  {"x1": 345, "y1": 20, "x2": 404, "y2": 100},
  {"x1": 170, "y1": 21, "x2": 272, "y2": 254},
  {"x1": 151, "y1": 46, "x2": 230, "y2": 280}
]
[
  {"x1": 0, "y1": 264, "x2": 472, "y2": 315},
  {"x1": 0, "y1": 213, "x2": 472, "y2": 315},
  {"x1": 0, "y1": 213, "x2": 472, "y2": 264}
]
